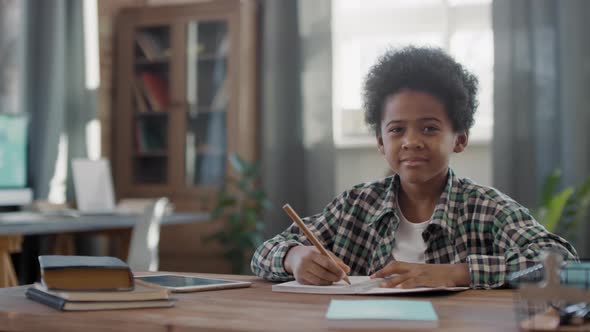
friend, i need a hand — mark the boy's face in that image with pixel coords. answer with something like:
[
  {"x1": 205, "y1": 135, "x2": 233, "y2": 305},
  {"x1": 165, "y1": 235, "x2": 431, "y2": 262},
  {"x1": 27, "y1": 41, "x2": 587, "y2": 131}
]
[{"x1": 377, "y1": 90, "x2": 468, "y2": 186}]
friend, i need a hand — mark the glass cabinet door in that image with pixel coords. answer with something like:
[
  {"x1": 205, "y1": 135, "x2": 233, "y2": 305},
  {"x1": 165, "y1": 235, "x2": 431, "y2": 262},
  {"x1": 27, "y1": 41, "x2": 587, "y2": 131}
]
[
  {"x1": 132, "y1": 25, "x2": 172, "y2": 184},
  {"x1": 185, "y1": 20, "x2": 228, "y2": 186}
]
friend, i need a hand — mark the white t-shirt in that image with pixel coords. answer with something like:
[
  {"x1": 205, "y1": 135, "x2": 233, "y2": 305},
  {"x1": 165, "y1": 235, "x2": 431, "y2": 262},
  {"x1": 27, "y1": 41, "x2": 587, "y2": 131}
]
[{"x1": 392, "y1": 202, "x2": 429, "y2": 263}]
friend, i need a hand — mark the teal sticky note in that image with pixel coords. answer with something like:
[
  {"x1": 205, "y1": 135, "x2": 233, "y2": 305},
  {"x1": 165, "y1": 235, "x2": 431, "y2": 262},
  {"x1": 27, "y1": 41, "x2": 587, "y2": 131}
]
[
  {"x1": 326, "y1": 299, "x2": 438, "y2": 321},
  {"x1": 0, "y1": 113, "x2": 27, "y2": 187}
]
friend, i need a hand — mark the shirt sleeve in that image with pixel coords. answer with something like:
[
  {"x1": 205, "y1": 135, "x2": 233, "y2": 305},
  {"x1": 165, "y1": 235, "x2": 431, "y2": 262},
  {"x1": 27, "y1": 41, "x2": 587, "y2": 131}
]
[
  {"x1": 250, "y1": 194, "x2": 346, "y2": 281},
  {"x1": 466, "y1": 207, "x2": 579, "y2": 289}
]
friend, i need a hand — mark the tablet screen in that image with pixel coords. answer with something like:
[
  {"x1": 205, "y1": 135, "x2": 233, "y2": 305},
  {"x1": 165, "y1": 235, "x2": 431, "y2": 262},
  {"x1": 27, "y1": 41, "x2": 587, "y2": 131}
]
[{"x1": 136, "y1": 275, "x2": 234, "y2": 287}]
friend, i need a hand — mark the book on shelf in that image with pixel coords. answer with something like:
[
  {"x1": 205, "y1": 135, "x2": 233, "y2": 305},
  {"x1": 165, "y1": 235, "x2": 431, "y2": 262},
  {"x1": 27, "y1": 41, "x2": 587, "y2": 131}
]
[
  {"x1": 38, "y1": 255, "x2": 134, "y2": 291},
  {"x1": 25, "y1": 287, "x2": 174, "y2": 311},
  {"x1": 135, "y1": 32, "x2": 167, "y2": 61},
  {"x1": 325, "y1": 299, "x2": 439, "y2": 329},
  {"x1": 135, "y1": 76, "x2": 159, "y2": 112},
  {"x1": 138, "y1": 71, "x2": 169, "y2": 111},
  {"x1": 216, "y1": 36, "x2": 228, "y2": 57},
  {"x1": 135, "y1": 121, "x2": 166, "y2": 153},
  {"x1": 271, "y1": 276, "x2": 468, "y2": 295},
  {"x1": 31, "y1": 282, "x2": 170, "y2": 302},
  {"x1": 133, "y1": 82, "x2": 149, "y2": 113},
  {"x1": 210, "y1": 78, "x2": 228, "y2": 111}
]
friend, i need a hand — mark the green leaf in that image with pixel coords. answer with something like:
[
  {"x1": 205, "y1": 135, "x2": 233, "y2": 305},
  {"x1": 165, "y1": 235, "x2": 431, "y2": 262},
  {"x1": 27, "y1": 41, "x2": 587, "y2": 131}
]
[
  {"x1": 542, "y1": 187, "x2": 574, "y2": 232},
  {"x1": 262, "y1": 198, "x2": 273, "y2": 210},
  {"x1": 532, "y1": 207, "x2": 546, "y2": 224},
  {"x1": 203, "y1": 232, "x2": 230, "y2": 244},
  {"x1": 248, "y1": 231, "x2": 264, "y2": 247},
  {"x1": 248, "y1": 189, "x2": 266, "y2": 201},
  {"x1": 244, "y1": 163, "x2": 260, "y2": 178},
  {"x1": 541, "y1": 169, "x2": 562, "y2": 206},
  {"x1": 229, "y1": 154, "x2": 248, "y2": 174},
  {"x1": 225, "y1": 214, "x2": 238, "y2": 227},
  {"x1": 571, "y1": 176, "x2": 590, "y2": 227},
  {"x1": 211, "y1": 197, "x2": 237, "y2": 218},
  {"x1": 236, "y1": 178, "x2": 249, "y2": 191},
  {"x1": 579, "y1": 177, "x2": 590, "y2": 195}
]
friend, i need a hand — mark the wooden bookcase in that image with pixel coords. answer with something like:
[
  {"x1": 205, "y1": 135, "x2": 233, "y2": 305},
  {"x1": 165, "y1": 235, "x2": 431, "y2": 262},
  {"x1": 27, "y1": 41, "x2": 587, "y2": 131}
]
[{"x1": 112, "y1": 0, "x2": 258, "y2": 273}]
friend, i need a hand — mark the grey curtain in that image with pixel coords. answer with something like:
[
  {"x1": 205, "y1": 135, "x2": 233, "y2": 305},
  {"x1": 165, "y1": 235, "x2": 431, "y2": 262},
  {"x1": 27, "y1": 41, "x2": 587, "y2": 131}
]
[
  {"x1": 0, "y1": 0, "x2": 21, "y2": 115},
  {"x1": 23, "y1": 0, "x2": 96, "y2": 201},
  {"x1": 260, "y1": 0, "x2": 335, "y2": 236},
  {"x1": 260, "y1": 0, "x2": 306, "y2": 236},
  {"x1": 493, "y1": 0, "x2": 590, "y2": 255}
]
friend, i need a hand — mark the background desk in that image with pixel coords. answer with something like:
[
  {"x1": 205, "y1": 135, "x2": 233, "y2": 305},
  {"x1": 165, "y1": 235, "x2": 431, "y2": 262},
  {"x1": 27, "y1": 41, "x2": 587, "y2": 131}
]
[
  {"x1": 0, "y1": 213, "x2": 209, "y2": 287},
  {"x1": 0, "y1": 273, "x2": 519, "y2": 332}
]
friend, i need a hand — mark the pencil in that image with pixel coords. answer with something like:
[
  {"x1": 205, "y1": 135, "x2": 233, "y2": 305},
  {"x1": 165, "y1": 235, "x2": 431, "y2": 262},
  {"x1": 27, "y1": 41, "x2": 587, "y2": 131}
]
[{"x1": 282, "y1": 204, "x2": 351, "y2": 285}]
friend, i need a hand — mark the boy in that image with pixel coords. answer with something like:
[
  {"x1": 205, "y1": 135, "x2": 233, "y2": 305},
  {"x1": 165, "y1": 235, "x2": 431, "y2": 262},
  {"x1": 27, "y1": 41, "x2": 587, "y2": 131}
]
[{"x1": 251, "y1": 46, "x2": 577, "y2": 289}]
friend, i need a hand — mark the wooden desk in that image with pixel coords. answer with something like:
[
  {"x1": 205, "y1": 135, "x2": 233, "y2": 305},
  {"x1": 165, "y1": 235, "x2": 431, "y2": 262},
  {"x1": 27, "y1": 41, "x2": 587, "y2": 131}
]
[
  {"x1": 0, "y1": 213, "x2": 209, "y2": 287},
  {"x1": 0, "y1": 273, "x2": 519, "y2": 332}
]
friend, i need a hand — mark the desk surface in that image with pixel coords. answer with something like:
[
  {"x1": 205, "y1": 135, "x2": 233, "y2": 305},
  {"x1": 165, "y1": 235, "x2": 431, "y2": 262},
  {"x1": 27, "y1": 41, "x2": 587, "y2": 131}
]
[
  {"x1": 0, "y1": 212, "x2": 209, "y2": 235},
  {"x1": 0, "y1": 273, "x2": 519, "y2": 332}
]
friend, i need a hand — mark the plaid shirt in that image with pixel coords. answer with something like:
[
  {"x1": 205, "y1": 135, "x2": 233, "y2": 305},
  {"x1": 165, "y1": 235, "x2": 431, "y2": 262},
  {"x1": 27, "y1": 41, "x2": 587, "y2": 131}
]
[{"x1": 251, "y1": 169, "x2": 578, "y2": 288}]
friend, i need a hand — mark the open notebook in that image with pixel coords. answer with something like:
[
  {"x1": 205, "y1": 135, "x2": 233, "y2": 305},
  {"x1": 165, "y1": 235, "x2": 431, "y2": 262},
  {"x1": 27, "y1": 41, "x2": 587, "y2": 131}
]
[{"x1": 272, "y1": 276, "x2": 468, "y2": 295}]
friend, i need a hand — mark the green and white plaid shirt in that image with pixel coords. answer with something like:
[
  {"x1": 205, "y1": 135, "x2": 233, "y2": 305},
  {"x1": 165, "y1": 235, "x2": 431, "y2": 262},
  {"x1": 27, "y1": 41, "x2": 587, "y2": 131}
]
[{"x1": 251, "y1": 169, "x2": 578, "y2": 288}]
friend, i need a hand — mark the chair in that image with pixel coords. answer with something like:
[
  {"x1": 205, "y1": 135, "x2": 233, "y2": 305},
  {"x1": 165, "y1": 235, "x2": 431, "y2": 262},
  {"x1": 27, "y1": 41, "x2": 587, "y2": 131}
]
[
  {"x1": 0, "y1": 235, "x2": 22, "y2": 287},
  {"x1": 127, "y1": 197, "x2": 170, "y2": 272}
]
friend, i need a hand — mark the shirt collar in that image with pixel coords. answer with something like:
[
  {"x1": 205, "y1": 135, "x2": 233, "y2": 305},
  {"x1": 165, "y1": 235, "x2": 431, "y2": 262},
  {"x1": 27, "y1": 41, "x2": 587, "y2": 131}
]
[
  {"x1": 427, "y1": 168, "x2": 457, "y2": 239},
  {"x1": 367, "y1": 168, "x2": 459, "y2": 238},
  {"x1": 365, "y1": 176, "x2": 398, "y2": 226}
]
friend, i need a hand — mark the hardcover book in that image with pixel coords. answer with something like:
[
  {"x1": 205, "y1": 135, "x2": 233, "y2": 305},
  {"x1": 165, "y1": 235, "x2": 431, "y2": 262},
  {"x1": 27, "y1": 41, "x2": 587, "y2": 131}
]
[
  {"x1": 25, "y1": 288, "x2": 173, "y2": 311},
  {"x1": 32, "y1": 283, "x2": 169, "y2": 302},
  {"x1": 38, "y1": 255, "x2": 134, "y2": 291}
]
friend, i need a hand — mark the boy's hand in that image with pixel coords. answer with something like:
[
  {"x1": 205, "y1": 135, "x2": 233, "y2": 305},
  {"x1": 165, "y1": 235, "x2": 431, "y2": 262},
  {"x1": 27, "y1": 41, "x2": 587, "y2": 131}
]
[
  {"x1": 284, "y1": 246, "x2": 351, "y2": 285},
  {"x1": 370, "y1": 261, "x2": 470, "y2": 288}
]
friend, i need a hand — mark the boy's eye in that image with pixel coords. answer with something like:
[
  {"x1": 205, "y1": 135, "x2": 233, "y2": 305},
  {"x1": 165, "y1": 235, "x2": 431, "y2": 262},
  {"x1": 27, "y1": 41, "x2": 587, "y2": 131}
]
[
  {"x1": 388, "y1": 127, "x2": 403, "y2": 134},
  {"x1": 423, "y1": 126, "x2": 439, "y2": 133}
]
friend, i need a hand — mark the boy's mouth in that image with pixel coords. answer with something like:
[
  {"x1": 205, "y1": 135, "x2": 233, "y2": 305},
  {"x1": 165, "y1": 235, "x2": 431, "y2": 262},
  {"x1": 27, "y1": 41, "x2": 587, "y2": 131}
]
[{"x1": 400, "y1": 157, "x2": 428, "y2": 167}]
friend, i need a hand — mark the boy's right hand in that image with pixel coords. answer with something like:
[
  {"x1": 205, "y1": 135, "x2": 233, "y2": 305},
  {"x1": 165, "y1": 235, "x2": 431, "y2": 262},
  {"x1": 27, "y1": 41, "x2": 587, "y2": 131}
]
[{"x1": 283, "y1": 246, "x2": 351, "y2": 285}]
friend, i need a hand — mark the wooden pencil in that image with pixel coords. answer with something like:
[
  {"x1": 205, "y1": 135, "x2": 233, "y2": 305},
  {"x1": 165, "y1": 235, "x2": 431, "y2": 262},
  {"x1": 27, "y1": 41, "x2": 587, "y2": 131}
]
[{"x1": 282, "y1": 204, "x2": 351, "y2": 285}]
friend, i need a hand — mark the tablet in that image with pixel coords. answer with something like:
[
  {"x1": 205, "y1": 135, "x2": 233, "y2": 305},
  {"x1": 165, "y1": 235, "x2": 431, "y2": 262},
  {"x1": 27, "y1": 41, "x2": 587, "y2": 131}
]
[{"x1": 134, "y1": 274, "x2": 252, "y2": 293}]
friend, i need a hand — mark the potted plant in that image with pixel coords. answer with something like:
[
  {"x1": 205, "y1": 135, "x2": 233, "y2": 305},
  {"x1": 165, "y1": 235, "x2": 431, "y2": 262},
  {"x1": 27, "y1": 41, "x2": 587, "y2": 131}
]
[
  {"x1": 533, "y1": 169, "x2": 590, "y2": 246},
  {"x1": 205, "y1": 154, "x2": 271, "y2": 274}
]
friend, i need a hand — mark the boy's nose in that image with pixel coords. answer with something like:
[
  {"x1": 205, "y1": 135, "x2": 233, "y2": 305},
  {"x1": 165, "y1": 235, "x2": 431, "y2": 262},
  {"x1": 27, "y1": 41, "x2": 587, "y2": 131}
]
[{"x1": 401, "y1": 131, "x2": 424, "y2": 150}]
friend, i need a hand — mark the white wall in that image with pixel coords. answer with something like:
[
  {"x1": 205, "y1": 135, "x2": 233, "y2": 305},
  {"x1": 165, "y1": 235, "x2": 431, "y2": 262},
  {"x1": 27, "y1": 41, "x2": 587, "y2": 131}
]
[{"x1": 335, "y1": 143, "x2": 492, "y2": 196}]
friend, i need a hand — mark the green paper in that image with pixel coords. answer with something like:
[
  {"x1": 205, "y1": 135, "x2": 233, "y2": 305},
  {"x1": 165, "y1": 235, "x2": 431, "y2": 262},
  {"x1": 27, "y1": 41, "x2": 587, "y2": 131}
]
[{"x1": 326, "y1": 299, "x2": 438, "y2": 321}]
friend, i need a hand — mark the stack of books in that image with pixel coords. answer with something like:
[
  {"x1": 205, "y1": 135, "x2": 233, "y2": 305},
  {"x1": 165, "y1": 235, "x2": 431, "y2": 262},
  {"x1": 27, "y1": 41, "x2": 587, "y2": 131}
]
[{"x1": 25, "y1": 255, "x2": 173, "y2": 311}]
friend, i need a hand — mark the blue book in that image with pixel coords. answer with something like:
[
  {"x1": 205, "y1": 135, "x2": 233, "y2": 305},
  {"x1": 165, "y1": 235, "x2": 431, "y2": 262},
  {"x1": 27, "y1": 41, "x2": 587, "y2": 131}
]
[{"x1": 325, "y1": 299, "x2": 438, "y2": 329}]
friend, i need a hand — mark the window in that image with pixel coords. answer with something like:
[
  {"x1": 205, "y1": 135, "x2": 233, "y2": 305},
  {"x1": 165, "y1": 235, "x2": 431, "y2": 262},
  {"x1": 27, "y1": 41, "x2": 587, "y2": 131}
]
[{"x1": 332, "y1": 0, "x2": 493, "y2": 147}]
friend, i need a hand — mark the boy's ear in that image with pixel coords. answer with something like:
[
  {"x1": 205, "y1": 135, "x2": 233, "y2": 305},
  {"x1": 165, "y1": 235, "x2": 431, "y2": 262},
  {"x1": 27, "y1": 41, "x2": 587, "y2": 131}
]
[
  {"x1": 376, "y1": 133, "x2": 385, "y2": 154},
  {"x1": 453, "y1": 131, "x2": 468, "y2": 153}
]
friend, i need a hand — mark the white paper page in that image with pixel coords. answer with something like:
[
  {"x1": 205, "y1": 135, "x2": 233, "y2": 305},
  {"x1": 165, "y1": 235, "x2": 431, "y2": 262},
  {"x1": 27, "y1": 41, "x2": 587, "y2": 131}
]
[{"x1": 272, "y1": 276, "x2": 468, "y2": 295}]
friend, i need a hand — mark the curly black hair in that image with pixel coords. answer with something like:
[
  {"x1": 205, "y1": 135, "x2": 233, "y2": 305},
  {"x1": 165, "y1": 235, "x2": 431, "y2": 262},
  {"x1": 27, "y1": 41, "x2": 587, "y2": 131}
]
[{"x1": 363, "y1": 46, "x2": 479, "y2": 135}]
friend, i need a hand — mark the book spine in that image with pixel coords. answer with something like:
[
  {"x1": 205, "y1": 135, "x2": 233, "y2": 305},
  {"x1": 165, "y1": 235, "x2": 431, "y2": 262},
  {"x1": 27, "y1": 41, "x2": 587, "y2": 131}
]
[{"x1": 25, "y1": 287, "x2": 66, "y2": 311}]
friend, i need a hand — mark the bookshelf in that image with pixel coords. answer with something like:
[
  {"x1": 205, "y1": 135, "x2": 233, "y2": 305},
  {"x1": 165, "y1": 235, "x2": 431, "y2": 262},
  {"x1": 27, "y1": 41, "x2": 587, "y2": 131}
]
[{"x1": 113, "y1": 1, "x2": 258, "y2": 272}]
